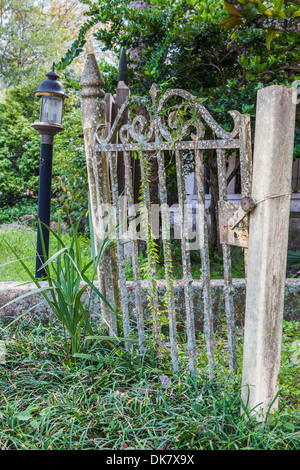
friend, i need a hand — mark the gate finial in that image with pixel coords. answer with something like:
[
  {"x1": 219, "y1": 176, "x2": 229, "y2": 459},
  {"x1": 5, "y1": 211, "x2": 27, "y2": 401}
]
[
  {"x1": 80, "y1": 53, "x2": 105, "y2": 132},
  {"x1": 80, "y1": 53, "x2": 105, "y2": 98}
]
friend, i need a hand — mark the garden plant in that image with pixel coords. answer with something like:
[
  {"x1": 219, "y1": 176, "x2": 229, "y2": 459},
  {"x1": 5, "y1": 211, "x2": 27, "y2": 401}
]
[{"x1": 0, "y1": 0, "x2": 299, "y2": 452}]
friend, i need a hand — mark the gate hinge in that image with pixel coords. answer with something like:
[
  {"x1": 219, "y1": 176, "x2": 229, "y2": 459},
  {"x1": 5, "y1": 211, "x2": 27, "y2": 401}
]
[{"x1": 218, "y1": 197, "x2": 256, "y2": 248}]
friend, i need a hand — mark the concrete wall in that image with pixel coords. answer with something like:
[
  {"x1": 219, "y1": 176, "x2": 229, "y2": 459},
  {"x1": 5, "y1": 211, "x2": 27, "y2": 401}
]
[{"x1": 1, "y1": 279, "x2": 299, "y2": 330}]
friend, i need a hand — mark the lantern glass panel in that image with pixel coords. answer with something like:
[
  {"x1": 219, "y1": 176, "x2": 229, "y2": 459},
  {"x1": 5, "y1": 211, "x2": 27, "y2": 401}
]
[{"x1": 40, "y1": 96, "x2": 63, "y2": 125}]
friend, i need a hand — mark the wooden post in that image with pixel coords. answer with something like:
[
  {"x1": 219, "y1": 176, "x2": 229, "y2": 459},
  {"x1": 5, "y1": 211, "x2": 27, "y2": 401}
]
[{"x1": 241, "y1": 85, "x2": 297, "y2": 420}]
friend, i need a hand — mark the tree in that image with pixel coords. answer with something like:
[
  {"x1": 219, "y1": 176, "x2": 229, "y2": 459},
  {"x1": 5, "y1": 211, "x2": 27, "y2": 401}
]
[
  {"x1": 45, "y1": 0, "x2": 113, "y2": 72},
  {"x1": 0, "y1": 0, "x2": 92, "y2": 226},
  {"x1": 221, "y1": 1, "x2": 300, "y2": 39},
  {"x1": 0, "y1": 73, "x2": 41, "y2": 205},
  {"x1": 58, "y1": 0, "x2": 298, "y2": 249},
  {"x1": 60, "y1": 0, "x2": 299, "y2": 106},
  {"x1": 0, "y1": 0, "x2": 110, "y2": 88},
  {"x1": 0, "y1": 0, "x2": 72, "y2": 87}
]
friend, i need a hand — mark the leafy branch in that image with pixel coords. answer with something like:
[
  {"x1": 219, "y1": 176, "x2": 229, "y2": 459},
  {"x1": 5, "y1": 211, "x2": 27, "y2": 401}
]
[{"x1": 220, "y1": 0, "x2": 300, "y2": 49}]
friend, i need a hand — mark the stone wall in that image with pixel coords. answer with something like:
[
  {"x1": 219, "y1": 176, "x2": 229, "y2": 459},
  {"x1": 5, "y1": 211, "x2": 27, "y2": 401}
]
[{"x1": 0, "y1": 279, "x2": 299, "y2": 330}]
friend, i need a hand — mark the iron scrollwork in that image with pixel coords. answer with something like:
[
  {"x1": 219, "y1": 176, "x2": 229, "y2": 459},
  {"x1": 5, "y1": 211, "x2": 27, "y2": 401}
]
[{"x1": 96, "y1": 84, "x2": 241, "y2": 148}]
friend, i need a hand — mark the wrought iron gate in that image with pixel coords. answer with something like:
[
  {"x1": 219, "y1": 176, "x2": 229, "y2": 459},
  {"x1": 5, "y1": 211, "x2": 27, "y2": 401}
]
[{"x1": 81, "y1": 58, "x2": 253, "y2": 379}]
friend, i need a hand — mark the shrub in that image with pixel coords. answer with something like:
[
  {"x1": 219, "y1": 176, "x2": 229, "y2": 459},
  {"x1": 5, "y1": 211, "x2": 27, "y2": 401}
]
[{"x1": 52, "y1": 109, "x2": 89, "y2": 232}]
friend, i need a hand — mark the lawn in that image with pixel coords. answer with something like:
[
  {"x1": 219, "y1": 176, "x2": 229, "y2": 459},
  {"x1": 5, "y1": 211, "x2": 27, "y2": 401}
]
[
  {"x1": 0, "y1": 224, "x2": 94, "y2": 282},
  {"x1": 0, "y1": 224, "x2": 248, "y2": 282},
  {"x1": 0, "y1": 315, "x2": 299, "y2": 450}
]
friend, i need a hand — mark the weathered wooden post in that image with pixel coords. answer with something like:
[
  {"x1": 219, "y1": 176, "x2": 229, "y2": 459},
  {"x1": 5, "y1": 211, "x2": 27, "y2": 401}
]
[{"x1": 241, "y1": 85, "x2": 297, "y2": 420}]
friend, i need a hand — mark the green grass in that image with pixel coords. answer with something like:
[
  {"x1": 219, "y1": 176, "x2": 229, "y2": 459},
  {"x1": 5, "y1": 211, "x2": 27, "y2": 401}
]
[
  {"x1": 0, "y1": 226, "x2": 94, "y2": 282},
  {"x1": 0, "y1": 227, "x2": 243, "y2": 283},
  {"x1": 1, "y1": 226, "x2": 298, "y2": 283},
  {"x1": 125, "y1": 242, "x2": 246, "y2": 280},
  {"x1": 0, "y1": 316, "x2": 299, "y2": 450}
]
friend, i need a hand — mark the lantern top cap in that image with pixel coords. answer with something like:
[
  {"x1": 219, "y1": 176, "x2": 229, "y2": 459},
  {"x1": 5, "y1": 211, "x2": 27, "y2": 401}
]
[{"x1": 34, "y1": 62, "x2": 68, "y2": 98}]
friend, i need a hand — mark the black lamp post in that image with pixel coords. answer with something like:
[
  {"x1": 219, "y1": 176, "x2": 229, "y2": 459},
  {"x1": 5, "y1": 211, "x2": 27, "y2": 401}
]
[{"x1": 32, "y1": 63, "x2": 68, "y2": 278}]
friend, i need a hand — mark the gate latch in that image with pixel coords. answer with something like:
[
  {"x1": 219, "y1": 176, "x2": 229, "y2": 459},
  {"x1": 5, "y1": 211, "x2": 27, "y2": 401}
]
[{"x1": 218, "y1": 196, "x2": 256, "y2": 248}]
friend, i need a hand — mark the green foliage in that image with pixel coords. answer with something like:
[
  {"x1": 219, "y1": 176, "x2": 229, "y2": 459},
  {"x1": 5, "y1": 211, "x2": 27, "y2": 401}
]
[
  {"x1": 0, "y1": 0, "x2": 71, "y2": 88},
  {"x1": 0, "y1": 317, "x2": 299, "y2": 449},
  {"x1": 0, "y1": 65, "x2": 86, "y2": 230},
  {"x1": 137, "y1": 150, "x2": 165, "y2": 342},
  {"x1": 60, "y1": 0, "x2": 298, "y2": 137},
  {"x1": 241, "y1": 3, "x2": 259, "y2": 22},
  {"x1": 0, "y1": 225, "x2": 94, "y2": 281},
  {"x1": 0, "y1": 218, "x2": 117, "y2": 358},
  {"x1": 0, "y1": 75, "x2": 42, "y2": 205},
  {"x1": 287, "y1": 250, "x2": 300, "y2": 267},
  {"x1": 0, "y1": 199, "x2": 37, "y2": 226},
  {"x1": 280, "y1": 320, "x2": 300, "y2": 404},
  {"x1": 52, "y1": 108, "x2": 89, "y2": 230},
  {"x1": 222, "y1": 1, "x2": 300, "y2": 48}
]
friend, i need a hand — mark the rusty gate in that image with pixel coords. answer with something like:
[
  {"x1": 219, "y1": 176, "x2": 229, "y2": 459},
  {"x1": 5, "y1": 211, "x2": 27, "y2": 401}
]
[{"x1": 80, "y1": 54, "x2": 253, "y2": 380}]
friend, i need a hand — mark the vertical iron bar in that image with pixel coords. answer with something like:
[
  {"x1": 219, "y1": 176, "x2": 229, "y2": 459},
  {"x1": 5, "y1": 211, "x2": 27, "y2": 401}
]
[
  {"x1": 194, "y1": 147, "x2": 215, "y2": 380},
  {"x1": 139, "y1": 152, "x2": 162, "y2": 356},
  {"x1": 124, "y1": 150, "x2": 146, "y2": 353},
  {"x1": 92, "y1": 149, "x2": 118, "y2": 336},
  {"x1": 156, "y1": 147, "x2": 179, "y2": 375},
  {"x1": 216, "y1": 148, "x2": 237, "y2": 373},
  {"x1": 175, "y1": 149, "x2": 197, "y2": 377},
  {"x1": 108, "y1": 151, "x2": 132, "y2": 349}
]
